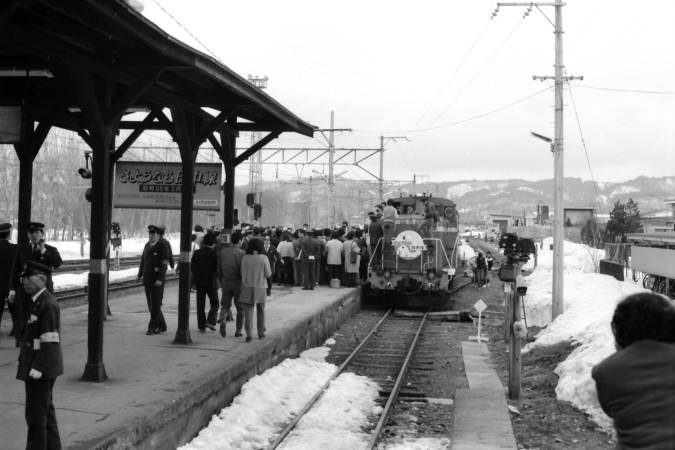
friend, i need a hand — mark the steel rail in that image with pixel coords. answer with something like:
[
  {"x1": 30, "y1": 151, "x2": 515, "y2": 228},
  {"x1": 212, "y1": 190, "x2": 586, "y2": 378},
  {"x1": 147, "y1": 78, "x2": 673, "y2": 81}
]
[
  {"x1": 267, "y1": 308, "x2": 394, "y2": 450},
  {"x1": 366, "y1": 311, "x2": 428, "y2": 449}
]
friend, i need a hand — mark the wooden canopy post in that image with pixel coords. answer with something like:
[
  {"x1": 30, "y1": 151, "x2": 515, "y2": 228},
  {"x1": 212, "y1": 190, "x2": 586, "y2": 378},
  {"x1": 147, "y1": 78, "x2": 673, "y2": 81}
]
[
  {"x1": 171, "y1": 106, "x2": 198, "y2": 345},
  {"x1": 69, "y1": 68, "x2": 113, "y2": 382},
  {"x1": 215, "y1": 128, "x2": 237, "y2": 230},
  {"x1": 13, "y1": 109, "x2": 58, "y2": 244}
]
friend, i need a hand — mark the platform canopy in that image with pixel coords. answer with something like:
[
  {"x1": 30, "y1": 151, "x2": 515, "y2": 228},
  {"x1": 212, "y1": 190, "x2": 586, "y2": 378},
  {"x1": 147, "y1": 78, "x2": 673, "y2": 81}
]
[{"x1": 0, "y1": 0, "x2": 314, "y2": 142}]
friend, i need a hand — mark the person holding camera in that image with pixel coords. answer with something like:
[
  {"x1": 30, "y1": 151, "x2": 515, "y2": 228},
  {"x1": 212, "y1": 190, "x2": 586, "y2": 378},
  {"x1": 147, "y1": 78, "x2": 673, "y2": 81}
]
[
  {"x1": 592, "y1": 292, "x2": 675, "y2": 449},
  {"x1": 8, "y1": 222, "x2": 62, "y2": 346}
]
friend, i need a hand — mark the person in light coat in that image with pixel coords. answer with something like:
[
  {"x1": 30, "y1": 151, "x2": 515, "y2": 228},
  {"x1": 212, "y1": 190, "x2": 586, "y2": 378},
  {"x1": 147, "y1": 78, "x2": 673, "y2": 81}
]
[
  {"x1": 239, "y1": 238, "x2": 272, "y2": 342},
  {"x1": 342, "y1": 231, "x2": 360, "y2": 287},
  {"x1": 325, "y1": 231, "x2": 344, "y2": 285}
]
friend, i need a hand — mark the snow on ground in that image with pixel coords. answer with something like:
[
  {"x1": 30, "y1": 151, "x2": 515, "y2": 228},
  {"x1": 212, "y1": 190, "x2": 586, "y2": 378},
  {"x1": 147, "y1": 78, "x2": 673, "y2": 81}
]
[
  {"x1": 456, "y1": 239, "x2": 475, "y2": 262},
  {"x1": 179, "y1": 340, "x2": 380, "y2": 450},
  {"x1": 32, "y1": 236, "x2": 181, "y2": 290},
  {"x1": 521, "y1": 237, "x2": 648, "y2": 429}
]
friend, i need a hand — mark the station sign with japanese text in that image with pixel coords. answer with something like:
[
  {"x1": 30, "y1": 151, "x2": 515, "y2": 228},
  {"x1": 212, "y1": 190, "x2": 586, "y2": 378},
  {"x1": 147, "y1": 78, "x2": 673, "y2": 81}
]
[{"x1": 113, "y1": 161, "x2": 221, "y2": 211}]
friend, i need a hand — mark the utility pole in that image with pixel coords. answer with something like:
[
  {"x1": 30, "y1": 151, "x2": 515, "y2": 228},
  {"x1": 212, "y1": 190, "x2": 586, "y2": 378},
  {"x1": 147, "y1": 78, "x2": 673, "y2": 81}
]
[
  {"x1": 317, "y1": 112, "x2": 351, "y2": 227},
  {"x1": 379, "y1": 135, "x2": 408, "y2": 201},
  {"x1": 497, "y1": 0, "x2": 582, "y2": 320},
  {"x1": 328, "y1": 111, "x2": 335, "y2": 226},
  {"x1": 308, "y1": 175, "x2": 312, "y2": 227},
  {"x1": 412, "y1": 174, "x2": 429, "y2": 195}
]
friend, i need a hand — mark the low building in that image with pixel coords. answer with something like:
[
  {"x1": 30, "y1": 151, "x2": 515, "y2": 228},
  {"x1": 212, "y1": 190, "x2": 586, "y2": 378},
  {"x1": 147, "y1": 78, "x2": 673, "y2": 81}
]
[{"x1": 563, "y1": 207, "x2": 595, "y2": 227}]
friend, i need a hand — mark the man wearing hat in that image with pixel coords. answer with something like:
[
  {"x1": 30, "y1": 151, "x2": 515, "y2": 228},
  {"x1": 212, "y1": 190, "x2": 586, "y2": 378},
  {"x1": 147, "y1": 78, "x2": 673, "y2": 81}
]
[
  {"x1": 0, "y1": 222, "x2": 19, "y2": 341},
  {"x1": 16, "y1": 260, "x2": 64, "y2": 450},
  {"x1": 8, "y1": 222, "x2": 62, "y2": 343},
  {"x1": 138, "y1": 225, "x2": 170, "y2": 335}
]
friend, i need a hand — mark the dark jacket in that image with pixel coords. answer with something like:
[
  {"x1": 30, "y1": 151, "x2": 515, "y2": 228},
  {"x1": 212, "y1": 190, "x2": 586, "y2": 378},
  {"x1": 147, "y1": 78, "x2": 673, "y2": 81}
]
[
  {"x1": 592, "y1": 340, "x2": 675, "y2": 449},
  {"x1": 160, "y1": 237, "x2": 175, "y2": 269},
  {"x1": 0, "y1": 239, "x2": 17, "y2": 297},
  {"x1": 299, "y1": 235, "x2": 321, "y2": 263},
  {"x1": 263, "y1": 243, "x2": 281, "y2": 272},
  {"x1": 138, "y1": 240, "x2": 169, "y2": 286},
  {"x1": 12, "y1": 242, "x2": 62, "y2": 294},
  {"x1": 17, "y1": 289, "x2": 64, "y2": 381},
  {"x1": 191, "y1": 246, "x2": 219, "y2": 288}
]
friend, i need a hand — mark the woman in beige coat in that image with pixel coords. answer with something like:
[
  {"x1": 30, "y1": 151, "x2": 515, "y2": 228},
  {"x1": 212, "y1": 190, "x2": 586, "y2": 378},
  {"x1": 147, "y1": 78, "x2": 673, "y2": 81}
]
[
  {"x1": 342, "y1": 231, "x2": 360, "y2": 287},
  {"x1": 239, "y1": 238, "x2": 272, "y2": 342}
]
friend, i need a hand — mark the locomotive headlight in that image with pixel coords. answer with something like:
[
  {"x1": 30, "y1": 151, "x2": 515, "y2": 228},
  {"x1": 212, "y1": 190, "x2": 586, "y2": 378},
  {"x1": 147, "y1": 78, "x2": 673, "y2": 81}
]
[
  {"x1": 384, "y1": 270, "x2": 392, "y2": 279},
  {"x1": 427, "y1": 271, "x2": 436, "y2": 280}
]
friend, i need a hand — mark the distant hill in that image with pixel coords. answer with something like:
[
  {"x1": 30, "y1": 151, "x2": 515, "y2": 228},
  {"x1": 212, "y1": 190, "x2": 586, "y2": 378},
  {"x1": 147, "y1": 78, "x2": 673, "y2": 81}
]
[{"x1": 240, "y1": 175, "x2": 675, "y2": 228}]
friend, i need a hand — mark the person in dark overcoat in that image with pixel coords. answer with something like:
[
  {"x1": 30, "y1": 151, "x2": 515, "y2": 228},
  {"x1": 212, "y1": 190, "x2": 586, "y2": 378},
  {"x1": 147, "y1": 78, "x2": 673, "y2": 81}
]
[
  {"x1": 0, "y1": 222, "x2": 19, "y2": 342},
  {"x1": 138, "y1": 225, "x2": 169, "y2": 335},
  {"x1": 262, "y1": 234, "x2": 280, "y2": 296},
  {"x1": 591, "y1": 292, "x2": 675, "y2": 449},
  {"x1": 299, "y1": 229, "x2": 321, "y2": 290},
  {"x1": 191, "y1": 233, "x2": 219, "y2": 332},
  {"x1": 8, "y1": 222, "x2": 62, "y2": 344},
  {"x1": 16, "y1": 261, "x2": 64, "y2": 450}
]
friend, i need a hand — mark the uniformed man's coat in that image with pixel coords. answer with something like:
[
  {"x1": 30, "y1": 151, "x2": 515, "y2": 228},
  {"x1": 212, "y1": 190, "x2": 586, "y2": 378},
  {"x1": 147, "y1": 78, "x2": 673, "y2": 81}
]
[
  {"x1": 138, "y1": 240, "x2": 169, "y2": 286},
  {"x1": 16, "y1": 289, "x2": 64, "y2": 381},
  {"x1": 12, "y1": 242, "x2": 62, "y2": 294},
  {"x1": 0, "y1": 238, "x2": 17, "y2": 298}
]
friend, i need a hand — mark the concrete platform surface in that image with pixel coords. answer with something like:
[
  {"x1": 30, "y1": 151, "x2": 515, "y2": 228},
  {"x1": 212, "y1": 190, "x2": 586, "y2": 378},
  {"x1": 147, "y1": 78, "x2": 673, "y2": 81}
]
[
  {"x1": 452, "y1": 341, "x2": 517, "y2": 450},
  {"x1": 0, "y1": 284, "x2": 360, "y2": 449}
]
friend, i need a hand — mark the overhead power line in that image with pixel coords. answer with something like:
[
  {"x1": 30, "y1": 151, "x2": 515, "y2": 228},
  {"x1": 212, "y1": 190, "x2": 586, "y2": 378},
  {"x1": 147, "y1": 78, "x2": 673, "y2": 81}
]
[
  {"x1": 576, "y1": 85, "x2": 675, "y2": 95},
  {"x1": 565, "y1": 80, "x2": 601, "y2": 201},
  {"x1": 354, "y1": 85, "x2": 551, "y2": 134},
  {"x1": 412, "y1": 17, "x2": 494, "y2": 127},
  {"x1": 429, "y1": 16, "x2": 527, "y2": 125},
  {"x1": 149, "y1": 0, "x2": 220, "y2": 60}
]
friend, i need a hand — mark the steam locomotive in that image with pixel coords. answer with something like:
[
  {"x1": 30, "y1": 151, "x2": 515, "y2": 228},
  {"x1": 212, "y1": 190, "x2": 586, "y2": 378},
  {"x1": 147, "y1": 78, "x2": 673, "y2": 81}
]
[{"x1": 367, "y1": 195, "x2": 460, "y2": 306}]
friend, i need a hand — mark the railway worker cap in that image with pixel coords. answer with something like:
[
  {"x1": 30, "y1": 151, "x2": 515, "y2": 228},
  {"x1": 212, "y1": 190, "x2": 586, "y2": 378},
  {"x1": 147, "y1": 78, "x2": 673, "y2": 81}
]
[
  {"x1": 147, "y1": 225, "x2": 161, "y2": 234},
  {"x1": 26, "y1": 221, "x2": 45, "y2": 232},
  {"x1": 19, "y1": 260, "x2": 52, "y2": 278},
  {"x1": 0, "y1": 222, "x2": 11, "y2": 233}
]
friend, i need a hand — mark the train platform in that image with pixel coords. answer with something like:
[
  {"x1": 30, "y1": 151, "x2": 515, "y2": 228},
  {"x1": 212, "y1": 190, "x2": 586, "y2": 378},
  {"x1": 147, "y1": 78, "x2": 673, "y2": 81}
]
[{"x1": 0, "y1": 284, "x2": 361, "y2": 449}]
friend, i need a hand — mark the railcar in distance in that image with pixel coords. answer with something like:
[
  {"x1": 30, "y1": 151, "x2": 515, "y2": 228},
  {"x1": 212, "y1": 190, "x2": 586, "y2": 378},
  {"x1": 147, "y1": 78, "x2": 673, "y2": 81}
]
[{"x1": 367, "y1": 195, "x2": 460, "y2": 306}]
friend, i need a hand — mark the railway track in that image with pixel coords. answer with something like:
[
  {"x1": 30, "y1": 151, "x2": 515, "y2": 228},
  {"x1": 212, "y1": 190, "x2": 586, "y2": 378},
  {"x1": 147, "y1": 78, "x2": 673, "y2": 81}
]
[
  {"x1": 54, "y1": 274, "x2": 179, "y2": 305},
  {"x1": 56, "y1": 255, "x2": 174, "y2": 273},
  {"x1": 268, "y1": 309, "x2": 429, "y2": 450}
]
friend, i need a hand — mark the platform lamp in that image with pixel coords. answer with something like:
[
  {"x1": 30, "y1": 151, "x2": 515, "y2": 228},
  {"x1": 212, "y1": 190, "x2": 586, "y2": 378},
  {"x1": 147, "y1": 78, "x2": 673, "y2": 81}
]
[{"x1": 78, "y1": 151, "x2": 92, "y2": 179}]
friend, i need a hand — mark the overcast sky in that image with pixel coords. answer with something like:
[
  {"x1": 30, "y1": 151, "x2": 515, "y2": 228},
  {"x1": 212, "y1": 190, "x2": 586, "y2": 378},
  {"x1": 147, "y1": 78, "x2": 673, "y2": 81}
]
[{"x1": 140, "y1": 0, "x2": 675, "y2": 186}]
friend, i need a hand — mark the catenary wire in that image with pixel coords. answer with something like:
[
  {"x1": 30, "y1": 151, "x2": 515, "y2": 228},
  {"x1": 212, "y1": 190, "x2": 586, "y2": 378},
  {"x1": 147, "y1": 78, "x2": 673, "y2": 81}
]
[
  {"x1": 577, "y1": 85, "x2": 675, "y2": 95},
  {"x1": 565, "y1": 80, "x2": 601, "y2": 201},
  {"x1": 149, "y1": 0, "x2": 220, "y2": 60},
  {"x1": 411, "y1": 17, "x2": 494, "y2": 127},
  {"x1": 429, "y1": 16, "x2": 527, "y2": 126},
  {"x1": 353, "y1": 85, "x2": 551, "y2": 134}
]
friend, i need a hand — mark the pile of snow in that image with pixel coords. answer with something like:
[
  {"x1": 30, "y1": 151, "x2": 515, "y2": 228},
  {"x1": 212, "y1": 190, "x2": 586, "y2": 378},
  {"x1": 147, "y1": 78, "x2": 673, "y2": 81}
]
[
  {"x1": 179, "y1": 339, "x2": 380, "y2": 450},
  {"x1": 52, "y1": 235, "x2": 181, "y2": 261},
  {"x1": 456, "y1": 239, "x2": 475, "y2": 262},
  {"x1": 521, "y1": 237, "x2": 647, "y2": 428}
]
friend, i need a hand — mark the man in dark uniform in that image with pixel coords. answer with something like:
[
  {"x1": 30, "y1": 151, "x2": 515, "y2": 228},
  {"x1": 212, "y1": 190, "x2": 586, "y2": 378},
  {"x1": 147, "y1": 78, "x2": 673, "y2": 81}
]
[
  {"x1": 157, "y1": 225, "x2": 175, "y2": 271},
  {"x1": 16, "y1": 260, "x2": 64, "y2": 450},
  {"x1": 0, "y1": 222, "x2": 19, "y2": 341},
  {"x1": 138, "y1": 225, "x2": 169, "y2": 335},
  {"x1": 8, "y1": 222, "x2": 62, "y2": 345},
  {"x1": 299, "y1": 229, "x2": 320, "y2": 290}
]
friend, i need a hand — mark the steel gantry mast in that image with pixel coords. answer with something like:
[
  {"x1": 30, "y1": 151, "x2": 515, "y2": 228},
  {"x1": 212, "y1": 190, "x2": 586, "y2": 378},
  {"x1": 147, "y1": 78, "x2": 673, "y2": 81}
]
[
  {"x1": 494, "y1": 0, "x2": 583, "y2": 319},
  {"x1": 247, "y1": 75, "x2": 268, "y2": 222}
]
